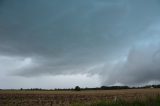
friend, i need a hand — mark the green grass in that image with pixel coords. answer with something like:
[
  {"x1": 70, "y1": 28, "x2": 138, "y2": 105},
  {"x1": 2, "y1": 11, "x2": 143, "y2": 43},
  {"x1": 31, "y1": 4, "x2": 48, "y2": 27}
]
[{"x1": 71, "y1": 95, "x2": 160, "y2": 106}]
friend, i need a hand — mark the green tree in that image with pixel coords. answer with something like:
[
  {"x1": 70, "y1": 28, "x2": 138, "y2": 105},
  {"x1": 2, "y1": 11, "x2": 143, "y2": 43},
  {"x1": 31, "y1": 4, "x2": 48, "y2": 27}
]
[{"x1": 75, "y1": 86, "x2": 81, "y2": 91}]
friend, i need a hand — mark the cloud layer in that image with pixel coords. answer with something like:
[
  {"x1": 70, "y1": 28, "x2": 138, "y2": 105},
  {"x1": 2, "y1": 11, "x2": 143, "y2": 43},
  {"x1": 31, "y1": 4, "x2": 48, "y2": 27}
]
[{"x1": 0, "y1": 0, "x2": 160, "y2": 88}]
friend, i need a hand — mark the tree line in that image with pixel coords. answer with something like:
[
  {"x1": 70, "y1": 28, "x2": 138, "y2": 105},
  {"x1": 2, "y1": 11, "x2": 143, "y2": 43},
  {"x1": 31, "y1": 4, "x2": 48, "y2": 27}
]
[{"x1": 1, "y1": 84, "x2": 160, "y2": 91}]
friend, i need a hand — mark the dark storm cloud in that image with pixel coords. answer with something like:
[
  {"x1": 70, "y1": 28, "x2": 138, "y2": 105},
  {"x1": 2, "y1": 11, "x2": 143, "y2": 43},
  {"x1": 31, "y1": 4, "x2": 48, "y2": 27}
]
[
  {"x1": 0, "y1": 0, "x2": 160, "y2": 85},
  {"x1": 0, "y1": 0, "x2": 127, "y2": 56}
]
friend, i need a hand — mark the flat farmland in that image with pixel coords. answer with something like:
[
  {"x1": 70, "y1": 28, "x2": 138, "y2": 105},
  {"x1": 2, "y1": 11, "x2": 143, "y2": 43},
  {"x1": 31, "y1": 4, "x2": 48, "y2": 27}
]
[{"x1": 0, "y1": 88, "x2": 160, "y2": 106}]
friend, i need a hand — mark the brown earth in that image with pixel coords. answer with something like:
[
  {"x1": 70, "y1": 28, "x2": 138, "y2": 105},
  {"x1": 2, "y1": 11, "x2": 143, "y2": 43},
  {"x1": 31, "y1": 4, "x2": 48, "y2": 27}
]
[{"x1": 0, "y1": 88, "x2": 160, "y2": 106}]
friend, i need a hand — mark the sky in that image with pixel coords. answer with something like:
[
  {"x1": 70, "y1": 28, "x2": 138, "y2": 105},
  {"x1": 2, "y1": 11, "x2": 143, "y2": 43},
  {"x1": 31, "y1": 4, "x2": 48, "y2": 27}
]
[{"x1": 0, "y1": 0, "x2": 160, "y2": 89}]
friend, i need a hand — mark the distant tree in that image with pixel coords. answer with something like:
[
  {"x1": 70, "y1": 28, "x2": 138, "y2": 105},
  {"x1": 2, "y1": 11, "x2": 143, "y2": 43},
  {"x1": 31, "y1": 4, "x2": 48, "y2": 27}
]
[{"x1": 75, "y1": 86, "x2": 81, "y2": 91}]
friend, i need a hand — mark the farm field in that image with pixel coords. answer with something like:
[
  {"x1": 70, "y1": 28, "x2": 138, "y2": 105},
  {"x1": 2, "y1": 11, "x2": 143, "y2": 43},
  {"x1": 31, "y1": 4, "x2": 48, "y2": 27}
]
[{"x1": 0, "y1": 88, "x2": 160, "y2": 106}]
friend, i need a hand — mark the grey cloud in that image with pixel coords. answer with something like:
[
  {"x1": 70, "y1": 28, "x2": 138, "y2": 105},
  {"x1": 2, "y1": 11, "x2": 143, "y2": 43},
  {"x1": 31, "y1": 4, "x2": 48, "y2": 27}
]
[
  {"x1": 101, "y1": 43, "x2": 160, "y2": 86},
  {"x1": 1, "y1": 0, "x2": 159, "y2": 57},
  {"x1": 0, "y1": 0, "x2": 160, "y2": 86}
]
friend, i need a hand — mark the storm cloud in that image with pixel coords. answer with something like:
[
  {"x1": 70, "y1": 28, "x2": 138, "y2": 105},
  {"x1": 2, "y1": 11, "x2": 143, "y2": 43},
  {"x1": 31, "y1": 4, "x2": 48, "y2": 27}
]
[
  {"x1": 101, "y1": 42, "x2": 160, "y2": 86},
  {"x1": 0, "y1": 0, "x2": 160, "y2": 88}
]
